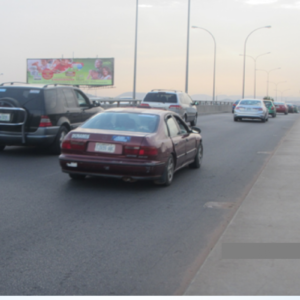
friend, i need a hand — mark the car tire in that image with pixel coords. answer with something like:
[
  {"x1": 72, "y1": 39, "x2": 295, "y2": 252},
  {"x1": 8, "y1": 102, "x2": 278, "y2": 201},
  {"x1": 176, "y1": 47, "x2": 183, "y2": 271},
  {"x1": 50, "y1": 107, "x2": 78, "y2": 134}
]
[
  {"x1": 272, "y1": 113, "x2": 276, "y2": 118},
  {"x1": 51, "y1": 125, "x2": 69, "y2": 154},
  {"x1": 261, "y1": 117, "x2": 266, "y2": 123},
  {"x1": 154, "y1": 155, "x2": 174, "y2": 187},
  {"x1": 69, "y1": 173, "x2": 86, "y2": 180},
  {"x1": 0, "y1": 144, "x2": 5, "y2": 151},
  {"x1": 285, "y1": 112, "x2": 288, "y2": 115},
  {"x1": 184, "y1": 115, "x2": 188, "y2": 123},
  {"x1": 191, "y1": 114, "x2": 197, "y2": 126},
  {"x1": 189, "y1": 142, "x2": 203, "y2": 169}
]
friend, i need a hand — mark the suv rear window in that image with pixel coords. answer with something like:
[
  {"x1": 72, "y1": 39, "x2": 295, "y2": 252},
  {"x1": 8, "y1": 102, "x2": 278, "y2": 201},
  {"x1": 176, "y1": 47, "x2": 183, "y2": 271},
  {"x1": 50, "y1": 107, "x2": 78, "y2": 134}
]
[
  {"x1": 0, "y1": 88, "x2": 43, "y2": 109},
  {"x1": 143, "y1": 92, "x2": 177, "y2": 104}
]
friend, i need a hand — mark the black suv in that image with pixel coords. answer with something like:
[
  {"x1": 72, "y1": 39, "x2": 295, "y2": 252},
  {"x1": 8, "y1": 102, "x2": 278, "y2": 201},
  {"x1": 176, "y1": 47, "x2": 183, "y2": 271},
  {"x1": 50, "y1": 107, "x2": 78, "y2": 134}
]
[{"x1": 0, "y1": 83, "x2": 103, "y2": 153}]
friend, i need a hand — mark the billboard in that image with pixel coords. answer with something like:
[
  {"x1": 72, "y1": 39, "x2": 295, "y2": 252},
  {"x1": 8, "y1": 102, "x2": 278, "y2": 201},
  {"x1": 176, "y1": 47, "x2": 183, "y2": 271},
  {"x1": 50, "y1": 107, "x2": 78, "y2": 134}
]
[{"x1": 27, "y1": 58, "x2": 114, "y2": 86}]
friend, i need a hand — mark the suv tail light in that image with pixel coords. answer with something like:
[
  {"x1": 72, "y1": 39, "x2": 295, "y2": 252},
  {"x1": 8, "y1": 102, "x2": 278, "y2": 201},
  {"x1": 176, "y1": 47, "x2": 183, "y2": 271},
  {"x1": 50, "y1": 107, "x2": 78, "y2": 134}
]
[
  {"x1": 39, "y1": 115, "x2": 52, "y2": 127},
  {"x1": 271, "y1": 106, "x2": 274, "y2": 110},
  {"x1": 169, "y1": 105, "x2": 183, "y2": 109},
  {"x1": 124, "y1": 146, "x2": 158, "y2": 157}
]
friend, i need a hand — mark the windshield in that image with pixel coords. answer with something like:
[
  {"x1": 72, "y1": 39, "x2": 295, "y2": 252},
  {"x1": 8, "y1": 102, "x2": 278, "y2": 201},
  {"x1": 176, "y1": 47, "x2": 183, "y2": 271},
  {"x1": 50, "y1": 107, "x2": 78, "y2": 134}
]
[
  {"x1": 143, "y1": 92, "x2": 177, "y2": 103},
  {"x1": 239, "y1": 100, "x2": 262, "y2": 106},
  {"x1": 81, "y1": 112, "x2": 159, "y2": 133},
  {"x1": 264, "y1": 101, "x2": 273, "y2": 107}
]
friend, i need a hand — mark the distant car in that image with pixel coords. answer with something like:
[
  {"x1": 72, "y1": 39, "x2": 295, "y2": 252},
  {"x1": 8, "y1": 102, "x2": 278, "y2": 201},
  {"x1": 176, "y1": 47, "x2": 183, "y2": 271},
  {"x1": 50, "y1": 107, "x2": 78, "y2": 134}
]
[
  {"x1": 140, "y1": 89, "x2": 199, "y2": 126},
  {"x1": 286, "y1": 103, "x2": 294, "y2": 113},
  {"x1": 59, "y1": 107, "x2": 203, "y2": 186},
  {"x1": 232, "y1": 100, "x2": 240, "y2": 113},
  {"x1": 293, "y1": 105, "x2": 299, "y2": 113},
  {"x1": 263, "y1": 100, "x2": 276, "y2": 118},
  {"x1": 0, "y1": 83, "x2": 103, "y2": 153},
  {"x1": 274, "y1": 102, "x2": 288, "y2": 115},
  {"x1": 234, "y1": 99, "x2": 269, "y2": 122}
]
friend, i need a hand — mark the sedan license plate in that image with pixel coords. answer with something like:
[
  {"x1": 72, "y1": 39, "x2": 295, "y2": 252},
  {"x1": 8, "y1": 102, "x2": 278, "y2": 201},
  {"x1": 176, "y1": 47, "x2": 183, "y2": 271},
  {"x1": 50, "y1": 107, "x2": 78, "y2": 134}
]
[
  {"x1": 0, "y1": 113, "x2": 10, "y2": 121},
  {"x1": 95, "y1": 143, "x2": 116, "y2": 153}
]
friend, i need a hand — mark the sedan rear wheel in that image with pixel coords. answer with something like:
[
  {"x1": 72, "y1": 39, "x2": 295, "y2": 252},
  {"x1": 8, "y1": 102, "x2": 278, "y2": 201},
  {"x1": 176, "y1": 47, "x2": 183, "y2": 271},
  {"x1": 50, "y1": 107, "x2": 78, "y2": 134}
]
[
  {"x1": 189, "y1": 142, "x2": 203, "y2": 169},
  {"x1": 154, "y1": 155, "x2": 174, "y2": 187}
]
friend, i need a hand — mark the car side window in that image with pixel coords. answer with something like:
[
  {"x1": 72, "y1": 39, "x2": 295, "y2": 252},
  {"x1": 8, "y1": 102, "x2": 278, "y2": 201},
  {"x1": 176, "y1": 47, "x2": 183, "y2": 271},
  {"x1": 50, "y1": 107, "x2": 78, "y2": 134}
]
[
  {"x1": 74, "y1": 90, "x2": 89, "y2": 107},
  {"x1": 166, "y1": 116, "x2": 179, "y2": 138},
  {"x1": 63, "y1": 89, "x2": 78, "y2": 108},
  {"x1": 174, "y1": 116, "x2": 188, "y2": 135}
]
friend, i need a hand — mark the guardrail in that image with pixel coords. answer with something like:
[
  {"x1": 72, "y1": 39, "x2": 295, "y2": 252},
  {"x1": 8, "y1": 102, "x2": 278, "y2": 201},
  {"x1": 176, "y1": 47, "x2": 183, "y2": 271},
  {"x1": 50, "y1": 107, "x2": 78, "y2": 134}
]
[{"x1": 90, "y1": 98, "x2": 232, "y2": 108}]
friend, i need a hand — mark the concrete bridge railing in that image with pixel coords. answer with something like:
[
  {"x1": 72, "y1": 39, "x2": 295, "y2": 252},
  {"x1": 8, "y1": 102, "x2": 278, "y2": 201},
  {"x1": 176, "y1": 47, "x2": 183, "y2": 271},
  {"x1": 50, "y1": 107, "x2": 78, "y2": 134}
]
[{"x1": 90, "y1": 98, "x2": 232, "y2": 115}]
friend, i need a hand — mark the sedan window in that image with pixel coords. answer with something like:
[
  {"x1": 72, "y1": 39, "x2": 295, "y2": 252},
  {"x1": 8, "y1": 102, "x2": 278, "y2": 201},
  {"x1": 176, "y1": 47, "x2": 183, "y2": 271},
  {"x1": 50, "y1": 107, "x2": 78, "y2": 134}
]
[{"x1": 166, "y1": 116, "x2": 179, "y2": 137}]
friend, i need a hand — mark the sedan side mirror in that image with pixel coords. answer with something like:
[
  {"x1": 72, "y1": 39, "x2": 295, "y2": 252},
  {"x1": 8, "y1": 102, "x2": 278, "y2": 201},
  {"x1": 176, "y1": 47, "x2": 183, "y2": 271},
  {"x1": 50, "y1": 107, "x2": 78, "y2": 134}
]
[
  {"x1": 191, "y1": 126, "x2": 201, "y2": 133},
  {"x1": 92, "y1": 100, "x2": 100, "y2": 107}
]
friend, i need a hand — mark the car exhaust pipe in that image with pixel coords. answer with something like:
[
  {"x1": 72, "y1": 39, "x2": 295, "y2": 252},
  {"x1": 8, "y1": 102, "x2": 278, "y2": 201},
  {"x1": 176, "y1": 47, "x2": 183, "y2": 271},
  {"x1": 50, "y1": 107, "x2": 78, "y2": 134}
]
[{"x1": 122, "y1": 177, "x2": 137, "y2": 183}]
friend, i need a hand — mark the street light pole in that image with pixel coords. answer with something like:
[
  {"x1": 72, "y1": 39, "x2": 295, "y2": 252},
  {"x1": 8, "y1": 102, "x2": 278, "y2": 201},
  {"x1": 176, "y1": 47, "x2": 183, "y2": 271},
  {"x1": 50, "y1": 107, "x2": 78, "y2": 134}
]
[
  {"x1": 256, "y1": 67, "x2": 281, "y2": 97},
  {"x1": 185, "y1": 0, "x2": 191, "y2": 93},
  {"x1": 133, "y1": 0, "x2": 139, "y2": 100},
  {"x1": 269, "y1": 81, "x2": 287, "y2": 101},
  {"x1": 242, "y1": 26, "x2": 271, "y2": 99},
  {"x1": 192, "y1": 26, "x2": 216, "y2": 101},
  {"x1": 276, "y1": 89, "x2": 290, "y2": 102},
  {"x1": 240, "y1": 52, "x2": 270, "y2": 98}
]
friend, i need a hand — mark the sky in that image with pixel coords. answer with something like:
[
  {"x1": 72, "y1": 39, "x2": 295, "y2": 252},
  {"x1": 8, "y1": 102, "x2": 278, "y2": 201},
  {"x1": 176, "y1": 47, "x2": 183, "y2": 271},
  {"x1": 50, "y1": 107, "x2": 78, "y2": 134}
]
[{"x1": 0, "y1": 0, "x2": 299, "y2": 101}]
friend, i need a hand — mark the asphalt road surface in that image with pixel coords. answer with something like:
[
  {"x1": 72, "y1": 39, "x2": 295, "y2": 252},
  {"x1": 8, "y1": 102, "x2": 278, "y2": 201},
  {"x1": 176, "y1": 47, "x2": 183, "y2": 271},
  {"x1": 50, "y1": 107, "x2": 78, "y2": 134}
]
[{"x1": 1, "y1": 112, "x2": 299, "y2": 295}]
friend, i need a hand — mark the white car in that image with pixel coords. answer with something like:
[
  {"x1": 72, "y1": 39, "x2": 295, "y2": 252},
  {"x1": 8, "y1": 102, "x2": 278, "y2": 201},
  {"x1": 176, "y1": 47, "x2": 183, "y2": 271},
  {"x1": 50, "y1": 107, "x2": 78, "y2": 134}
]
[{"x1": 234, "y1": 99, "x2": 269, "y2": 123}]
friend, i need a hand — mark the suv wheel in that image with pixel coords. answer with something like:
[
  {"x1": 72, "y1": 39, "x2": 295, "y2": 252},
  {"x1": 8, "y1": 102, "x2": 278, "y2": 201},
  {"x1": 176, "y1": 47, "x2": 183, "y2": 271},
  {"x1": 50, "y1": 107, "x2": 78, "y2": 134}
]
[
  {"x1": 51, "y1": 125, "x2": 68, "y2": 154},
  {"x1": 191, "y1": 114, "x2": 197, "y2": 126}
]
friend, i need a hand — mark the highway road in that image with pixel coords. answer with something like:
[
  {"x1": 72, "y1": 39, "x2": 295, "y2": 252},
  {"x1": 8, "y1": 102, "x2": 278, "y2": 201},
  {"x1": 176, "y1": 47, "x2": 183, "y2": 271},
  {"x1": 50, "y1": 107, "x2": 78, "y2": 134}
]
[{"x1": 0, "y1": 112, "x2": 299, "y2": 295}]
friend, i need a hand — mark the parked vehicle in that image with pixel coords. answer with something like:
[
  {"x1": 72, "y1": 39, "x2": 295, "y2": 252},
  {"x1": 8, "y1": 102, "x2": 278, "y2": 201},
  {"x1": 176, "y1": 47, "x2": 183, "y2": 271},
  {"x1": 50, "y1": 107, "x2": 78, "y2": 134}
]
[
  {"x1": 286, "y1": 103, "x2": 294, "y2": 113},
  {"x1": 59, "y1": 107, "x2": 203, "y2": 186},
  {"x1": 0, "y1": 83, "x2": 103, "y2": 153},
  {"x1": 234, "y1": 99, "x2": 269, "y2": 122},
  {"x1": 263, "y1": 100, "x2": 276, "y2": 118},
  {"x1": 232, "y1": 100, "x2": 240, "y2": 113},
  {"x1": 140, "y1": 89, "x2": 199, "y2": 126},
  {"x1": 274, "y1": 102, "x2": 288, "y2": 115}
]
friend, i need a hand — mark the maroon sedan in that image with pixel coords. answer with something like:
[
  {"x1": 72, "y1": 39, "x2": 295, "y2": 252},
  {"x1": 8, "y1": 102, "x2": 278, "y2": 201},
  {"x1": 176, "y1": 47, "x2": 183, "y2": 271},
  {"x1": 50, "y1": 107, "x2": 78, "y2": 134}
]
[
  {"x1": 274, "y1": 102, "x2": 288, "y2": 115},
  {"x1": 59, "y1": 107, "x2": 203, "y2": 186}
]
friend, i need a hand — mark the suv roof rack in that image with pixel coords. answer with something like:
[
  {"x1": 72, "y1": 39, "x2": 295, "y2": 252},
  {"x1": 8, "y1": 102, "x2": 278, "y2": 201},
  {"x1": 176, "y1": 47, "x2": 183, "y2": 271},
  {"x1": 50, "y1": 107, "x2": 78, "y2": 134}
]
[
  {"x1": 151, "y1": 89, "x2": 182, "y2": 93},
  {"x1": 0, "y1": 82, "x2": 28, "y2": 86}
]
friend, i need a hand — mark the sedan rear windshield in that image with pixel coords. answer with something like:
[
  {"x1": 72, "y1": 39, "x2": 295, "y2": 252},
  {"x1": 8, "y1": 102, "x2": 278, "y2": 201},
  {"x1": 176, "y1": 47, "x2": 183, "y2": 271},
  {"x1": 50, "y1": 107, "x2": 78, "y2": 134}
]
[
  {"x1": 143, "y1": 92, "x2": 177, "y2": 103},
  {"x1": 81, "y1": 112, "x2": 159, "y2": 133},
  {"x1": 239, "y1": 100, "x2": 262, "y2": 106},
  {"x1": 0, "y1": 87, "x2": 43, "y2": 109}
]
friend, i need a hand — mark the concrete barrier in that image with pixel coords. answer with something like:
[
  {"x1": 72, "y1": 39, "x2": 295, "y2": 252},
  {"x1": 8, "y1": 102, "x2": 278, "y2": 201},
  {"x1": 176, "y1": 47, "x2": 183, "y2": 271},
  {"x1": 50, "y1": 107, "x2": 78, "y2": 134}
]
[{"x1": 91, "y1": 98, "x2": 232, "y2": 115}]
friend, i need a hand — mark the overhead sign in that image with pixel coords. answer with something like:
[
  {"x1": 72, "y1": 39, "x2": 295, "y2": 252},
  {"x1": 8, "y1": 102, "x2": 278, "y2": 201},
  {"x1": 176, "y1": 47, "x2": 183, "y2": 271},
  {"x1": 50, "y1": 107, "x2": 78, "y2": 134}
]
[{"x1": 27, "y1": 58, "x2": 114, "y2": 86}]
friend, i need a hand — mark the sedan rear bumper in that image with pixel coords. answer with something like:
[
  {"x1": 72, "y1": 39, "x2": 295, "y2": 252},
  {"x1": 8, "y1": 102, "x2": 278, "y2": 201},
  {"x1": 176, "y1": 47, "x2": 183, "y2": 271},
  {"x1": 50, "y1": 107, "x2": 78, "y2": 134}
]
[{"x1": 59, "y1": 155, "x2": 166, "y2": 180}]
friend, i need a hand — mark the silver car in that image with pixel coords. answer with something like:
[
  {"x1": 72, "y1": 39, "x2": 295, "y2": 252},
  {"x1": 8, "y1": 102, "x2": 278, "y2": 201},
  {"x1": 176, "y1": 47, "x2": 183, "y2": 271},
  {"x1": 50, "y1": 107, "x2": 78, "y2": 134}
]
[
  {"x1": 234, "y1": 99, "x2": 268, "y2": 123},
  {"x1": 140, "y1": 89, "x2": 199, "y2": 126}
]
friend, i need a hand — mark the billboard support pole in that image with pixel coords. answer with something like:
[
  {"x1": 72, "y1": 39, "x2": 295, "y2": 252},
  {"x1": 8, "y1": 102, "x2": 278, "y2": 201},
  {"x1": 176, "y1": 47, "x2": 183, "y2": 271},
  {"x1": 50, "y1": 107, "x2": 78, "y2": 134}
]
[{"x1": 133, "y1": 0, "x2": 138, "y2": 99}]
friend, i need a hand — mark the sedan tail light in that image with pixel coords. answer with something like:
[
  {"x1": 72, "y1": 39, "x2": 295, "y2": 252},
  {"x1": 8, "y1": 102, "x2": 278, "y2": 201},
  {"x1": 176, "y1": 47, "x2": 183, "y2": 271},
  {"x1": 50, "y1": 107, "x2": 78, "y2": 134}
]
[
  {"x1": 139, "y1": 103, "x2": 150, "y2": 107},
  {"x1": 124, "y1": 146, "x2": 158, "y2": 157},
  {"x1": 62, "y1": 139, "x2": 86, "y2": 151},
  {"x1": 257, "y1": 108, "x2": 263, "y2": 111}
]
